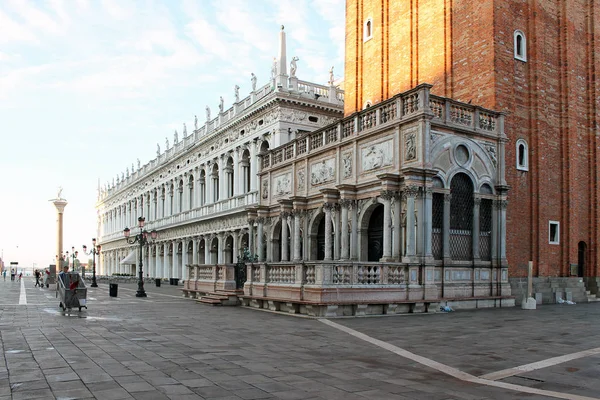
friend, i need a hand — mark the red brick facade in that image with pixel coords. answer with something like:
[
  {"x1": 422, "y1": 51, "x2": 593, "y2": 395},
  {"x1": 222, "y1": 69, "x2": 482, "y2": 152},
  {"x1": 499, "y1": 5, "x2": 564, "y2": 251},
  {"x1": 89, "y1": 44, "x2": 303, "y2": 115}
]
[{"x1": 345, "y1": 0, "x2": 600, "y2": 278}]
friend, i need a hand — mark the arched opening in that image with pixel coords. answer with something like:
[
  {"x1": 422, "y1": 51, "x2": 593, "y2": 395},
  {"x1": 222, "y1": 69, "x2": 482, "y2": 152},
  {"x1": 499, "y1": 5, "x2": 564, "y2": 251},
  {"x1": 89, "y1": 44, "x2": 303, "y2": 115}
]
[
  {"x1": 432, "y1": 193, "x2": 444, "y2": 260},
  {"x1": 225, "y1": 235, "x2": 234, "y2": 264},
  {"x1": 367, "y1": 204, "x2": 384, "y2": 261},
  {"x1": 272, "y1": 221, "x2": 282, "y2": 262},
  {"x1": 578, "y1": 241, "x2": 587, "y2": 277},
  {"x1": 239, "y1": 232, "x2": 249, "y2": 260},
  {"x1": 479, "y1": 199, "x2": 493, "y2": 261},
  {"x1": 450, "y1": 173, "x2": 474, "y2": 261},
  {"x1": 199, "y1": 170, "x2": 206, "y2": 206},
  {"x1": 161, "y1": 186, "x2": 166, "y2": 218},
  {"x1": 178, "y1": 179, "x2": 184, "y2": 213},
  {"x1": 210, "y1": 237, "x2": 219, "y2": 264},
  {"x1": 225, "y1": 157, "x2": 234, "y2": 198},
  {"x1": 241, "y1": 149, "x2": 251, "y2": 194},
  {"x1": 188, "y1": 175, "x2": 194, "y2": 210},
  {"x1": 211, "y1": 164, "x2": 219, "y2": 202},
  {"x1": 199, "y1": 239, "x2": 206, "y2": 264},
  {"x1": 260, "y1": 140, "x2": 270, "y2": 169},
  {"x1": 314, "y1": 214, "x2": 333, "y2": 261},
  {"x1": 169, "y1": 183, "x2": 174, "y2": 215}
]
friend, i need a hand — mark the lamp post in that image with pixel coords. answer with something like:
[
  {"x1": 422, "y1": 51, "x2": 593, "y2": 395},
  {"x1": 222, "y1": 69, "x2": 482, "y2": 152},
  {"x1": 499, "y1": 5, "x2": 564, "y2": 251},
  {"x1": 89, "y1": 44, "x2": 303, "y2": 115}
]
[
  {"x1": 70, "y1": 247, "x2": 79, "y2": 272},
  {"x1": 124, "y1": 217, "x2": 157, "y2": 297},
  {"x1": 82, "y1": 239, "x2": 100, "y2": 288}
]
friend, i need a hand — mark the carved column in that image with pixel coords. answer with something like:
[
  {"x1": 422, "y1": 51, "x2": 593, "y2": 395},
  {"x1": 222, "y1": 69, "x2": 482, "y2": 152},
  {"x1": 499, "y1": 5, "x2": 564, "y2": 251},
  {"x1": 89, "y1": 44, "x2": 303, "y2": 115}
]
[
  {"x1": 232, "y1": 149, "x2": 240, "y2": 196},
  {"x1": 293, "y1": 211, "x2": 302, "y2": 261},
  {"x1": 217, "y1": 234, "x2": 224, "y2": 264},
  {"x1": 182, "y1": 240, "x2": 188, "y2": 281},
  {"x1": 219, "y1": 156, "x2": 226, "y2": 201},
  {"x1": 281, "y1": 212, "x2": 290, "y2": 262},
  {"x1": 423, "y1": 187, "x2": 434, "y2": 259},
  {"x1": 323, "y1": 203, "x2": 334, "y2": 261},
  {"x1": 256, "y1": 217, "x2": 265, "y2": 262},
  {"x1": 443, "y1": 193, "x2": 452, "y2": 262},
  {"x1": 204, "y1": 236, "x2": 212, "y2": 265},
  {"x1": 403, "y1": 187, "x2": 418, "y2": 259},
  {"x1": 192, "y1": 237, "x2": 198, "y2": 265},
  {"x1": 172, "y1": 240, "x2": 179, "y2": 279},
  {"x1": 381, "y1": 191, "x2": 394, "y2": 261},
  {"x1": 472, "y1": 195, "x2": 481, "y2": 262},
  {"x1": 392, "y1": 192, "x2": 402, "y2": 260},
  {"x1": 350, "y1": 200, "x2": 359, "y2": 260},
  {"x1": 339, "y1": 200, "x2": 351, "y2": 260},
  {"x1": 248, "y1": 219, "x2": 255, "y2": 257},
  {"x1": 250, "y1": 142, "x2": 258, "y2": 192}
]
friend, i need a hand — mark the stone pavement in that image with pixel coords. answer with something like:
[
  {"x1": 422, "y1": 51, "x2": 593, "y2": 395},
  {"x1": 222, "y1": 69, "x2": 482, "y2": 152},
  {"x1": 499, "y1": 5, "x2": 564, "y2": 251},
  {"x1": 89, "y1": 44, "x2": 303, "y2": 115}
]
[{"x1": 1, "y1": 276, "x2": 599, "y2": 400}]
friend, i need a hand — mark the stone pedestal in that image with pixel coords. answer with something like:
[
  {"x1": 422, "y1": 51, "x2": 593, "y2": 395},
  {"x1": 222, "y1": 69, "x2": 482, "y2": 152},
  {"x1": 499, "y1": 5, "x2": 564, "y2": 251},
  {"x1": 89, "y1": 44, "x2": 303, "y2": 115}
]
[{"x1": 521, "y1": 297, "x2": 537, "y2": 310}]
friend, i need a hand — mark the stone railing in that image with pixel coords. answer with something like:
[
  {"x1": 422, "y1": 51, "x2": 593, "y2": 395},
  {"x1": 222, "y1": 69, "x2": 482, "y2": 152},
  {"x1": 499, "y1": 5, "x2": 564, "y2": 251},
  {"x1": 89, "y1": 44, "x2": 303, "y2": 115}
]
[
  {"x1": 100, "y1": 191, "x2": 257, "y2": 242},
  {"x1": 184, "y1": 264, "x2": 237, "y2": 295},
  {"x1": 263, "y1": 84, "x2": 504, "y2": 169}
]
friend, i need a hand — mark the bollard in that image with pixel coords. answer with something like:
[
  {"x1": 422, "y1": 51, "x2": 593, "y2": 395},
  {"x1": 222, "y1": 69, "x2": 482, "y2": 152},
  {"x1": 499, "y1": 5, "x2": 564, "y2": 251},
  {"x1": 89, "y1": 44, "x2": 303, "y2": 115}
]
[{"x1": 521, "y1": 261, "x2": 536, "y2": 309}]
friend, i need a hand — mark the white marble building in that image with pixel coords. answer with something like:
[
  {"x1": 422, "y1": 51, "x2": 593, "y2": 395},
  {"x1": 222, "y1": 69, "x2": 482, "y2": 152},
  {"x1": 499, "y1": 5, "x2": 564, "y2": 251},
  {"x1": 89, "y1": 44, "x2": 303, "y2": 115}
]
[{"x1": 96, "y1": 28, "x2": 344, "y2": 281}]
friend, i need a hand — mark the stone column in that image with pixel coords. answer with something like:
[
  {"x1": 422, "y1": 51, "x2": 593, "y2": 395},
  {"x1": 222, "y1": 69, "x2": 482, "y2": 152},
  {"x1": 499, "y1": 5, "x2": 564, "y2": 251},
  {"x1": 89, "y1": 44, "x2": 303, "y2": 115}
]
[
  {"x1": 219, "y1": 156, "x2": 226, "y2": 201},
  {"x1": 404, "y1": 187, "x2": 418, "y2": 259},
  {"x1": 52, "y1": 196, "x2": 68, "y2": 274},
  {"x1": 293, "y1": 211, "x2": 302, "y2": 261},
  {"x1": 205, "y1": 165, "x2": 213, "y2": 204},
  {"x1": 323, "y1": 203, "x2": 333, "y2": 261},
  {"x1": 333, "y1": 205, "x2": 340, "y2": 260},
  {"x1": 250, "y1": 142, "x2": 258, "y2": 191},
  {"x1": 423, "y1": 188, "x2": 434, "y2": 259},
  {"x1": 172, "y1": 241, "x2": 178, "y2": 279},
  {"x1": 248, "y1": 219, "x2": 255, "y2": 256},
  {"x1": 217, "y1": 234, "x2": 224, "y2": 264},
  {"x1": 498, "y1": 199, "x2": 508, "y2": 261},
  {"x1": 281, "y1": 212, "x2": 290, "y2": 262},
  {"x1": 339, "y1": 200, "x2": 350, "y2": 260},
  {"x1": 192, "y1": 238, "x2": 198, "y2": 265},
  {"x1": 443, "y1": 193, "x2": 452, "y2": 261},
  {"x1": 182, "y1": 240, "x2": 188, "y2": 281},
  {"x1": 393, "y1": 192, "x2": 402, "y2": 260},
  {"x1": 163, "y1": 242, "x2": 170, "y2": 278},
  {"x1": 257, "y1": 217, "x2": 265, "y2": 261},
  {"x1": 205, "y1": 236, "x2": 212, "y2": 265},
  {"x1": 491, "y1": 199, "x2": 498, "y2": 264},
  {"x1": 381, "y1": 191, "x2": 393, "y2": 261},
  {"x1": 232, "y1": 149, "x2": 240, "y2": 196},
  {"x1": 472, "y1": 195, "x2": 481, "y2": 261},
  {"x1": 350, "y1": 200, "x2": 359, "y2": 260}
]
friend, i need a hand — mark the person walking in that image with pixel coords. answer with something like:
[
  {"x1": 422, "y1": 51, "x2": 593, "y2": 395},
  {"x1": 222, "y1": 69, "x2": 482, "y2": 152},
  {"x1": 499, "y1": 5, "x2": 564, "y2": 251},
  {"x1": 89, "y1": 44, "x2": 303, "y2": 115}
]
[
  {"x1": 44, "y1": 269, "x2": 50, "y2": 288},
  {"x1": 34, "y1": 270, "x2": 41, "y2": 287},
  {"x1": 18, "y1": 272, "x2": 22, "y2": 282},
  {"x1": 2, "y1": 270, "x2": 5, "y2": 281},
  {"x1": 10, "y1": 268, "x2": 15, "y2": 282}
]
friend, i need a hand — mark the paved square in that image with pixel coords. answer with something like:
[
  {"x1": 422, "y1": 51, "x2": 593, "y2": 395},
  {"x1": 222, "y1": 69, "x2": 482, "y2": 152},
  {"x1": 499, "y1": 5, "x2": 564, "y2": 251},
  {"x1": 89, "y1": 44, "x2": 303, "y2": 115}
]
[{"x1": 1, "y1": 277, "x2": 599, "y2": 399}]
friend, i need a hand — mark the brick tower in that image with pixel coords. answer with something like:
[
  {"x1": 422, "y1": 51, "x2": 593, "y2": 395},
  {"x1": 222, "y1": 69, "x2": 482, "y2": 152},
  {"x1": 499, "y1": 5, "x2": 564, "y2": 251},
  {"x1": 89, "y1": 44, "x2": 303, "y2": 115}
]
[{"x1": 345, "y1": 0, "x2": 600, "y2": 283}]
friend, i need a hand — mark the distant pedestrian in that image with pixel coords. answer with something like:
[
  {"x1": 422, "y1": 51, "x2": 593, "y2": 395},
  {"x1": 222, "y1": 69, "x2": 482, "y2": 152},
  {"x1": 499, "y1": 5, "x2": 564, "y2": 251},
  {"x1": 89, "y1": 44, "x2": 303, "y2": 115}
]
[
  {"x1": 44, "y1": 269, "x2": 50, "y2": 288},
  {"x1": 2, "y1": 270, "x2": 5, "y2": 281},
  {"x1": 18, "y1": 272, "x2": 22, "y2": 282},
  {"x1": 34, "y1": 270, "x2": 41, "y2": 287},
  {"x1": 10, "y1": 268, "x2": 15, "y2": 282}
]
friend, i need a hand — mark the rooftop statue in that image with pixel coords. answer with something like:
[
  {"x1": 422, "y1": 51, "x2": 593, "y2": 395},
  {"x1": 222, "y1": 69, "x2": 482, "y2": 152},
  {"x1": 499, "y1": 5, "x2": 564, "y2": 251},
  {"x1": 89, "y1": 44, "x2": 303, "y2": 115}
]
[
  {"x1": 251, "y1": 73, "x2": 257, "y2": 91},
  {"x1": 328, "y1": 66, "x2": 334, "y2": 86},
  {"x1": 290, "y1": 56, "x2": 299, "y2": 77},
  {"x1": 165, "y1": 137, "x2": 170, "y2": 150},
  {"x1": 206, "y1": 106, "x2": 211, "y2": 121},
  {"x1": 194, "y1": 115, "x2": 198, "y2": 130},
  {"x1": 234, "y1": 85, "x2": 240, "y2": 103},
  {"x1": 137, "y1": 158, "x2": 141, "y2": 169},
  {"x1": 174, "y1": 130, "x2": 179, "y2": 144},
  {"x1": 183, "y1": 123, "x2": 187, "y2": 137},
  {"x1": 156, "y1": 143, "x2": 161, "y2": 157},
  {"x1": 271, "y1": 57, "x2": 277, "y2": 79},
  {"x1": 219, "y1": 96, "x2": 224, "y2": 114},
  {"x1": 56, "y1": 186, "x2": 63, "y2": 199}
]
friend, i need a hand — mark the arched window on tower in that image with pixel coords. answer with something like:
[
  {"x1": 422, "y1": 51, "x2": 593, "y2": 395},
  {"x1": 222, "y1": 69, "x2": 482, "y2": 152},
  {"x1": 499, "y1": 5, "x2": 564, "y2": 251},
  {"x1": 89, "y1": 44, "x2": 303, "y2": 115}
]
[
  {"x1": 514, "y1": 30, "x2": 527, "y2": 62},
  {"x1": 364, "y1": 18, "x2": 373, "y2": 42},
  {"x1": 516, "y1": 139, "x2": 529, "y2": 171}
]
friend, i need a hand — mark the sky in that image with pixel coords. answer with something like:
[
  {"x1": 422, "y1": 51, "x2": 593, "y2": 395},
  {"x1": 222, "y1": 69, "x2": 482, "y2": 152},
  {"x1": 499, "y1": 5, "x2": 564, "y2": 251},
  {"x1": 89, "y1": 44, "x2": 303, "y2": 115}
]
[{"x1": 0, "y1": 0, "x2": 346, "y2": 271}]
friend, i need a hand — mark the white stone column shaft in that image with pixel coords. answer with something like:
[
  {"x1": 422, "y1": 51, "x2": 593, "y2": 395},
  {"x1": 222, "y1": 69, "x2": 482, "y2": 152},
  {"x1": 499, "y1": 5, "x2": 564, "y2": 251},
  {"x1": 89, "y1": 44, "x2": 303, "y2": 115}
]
[{"x1": 324, "y1": 203, "x2": 333, "y2": 261}]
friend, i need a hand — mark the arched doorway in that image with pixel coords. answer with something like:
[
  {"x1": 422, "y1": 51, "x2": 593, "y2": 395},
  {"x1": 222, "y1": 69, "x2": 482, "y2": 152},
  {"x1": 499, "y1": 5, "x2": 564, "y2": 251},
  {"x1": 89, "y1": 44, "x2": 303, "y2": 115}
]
[
  {"x1": 450, "y1": 173, "x2": 474, "y2": 260},
  {"x1": 578, "y1": 241, "x2": 587, "y2": 277},
  {"x1": 316, "y1": 216, "x2": 333, "y2": 260},
  {"x1": 225, "y1": 236, "x2": 234, "y2": 264},
  {"x1": 199, "y1": 239, "x2": 206, "y2": 264},
  {"x1": 368, "y1": 204, "x2": 384, "y2": 261}
]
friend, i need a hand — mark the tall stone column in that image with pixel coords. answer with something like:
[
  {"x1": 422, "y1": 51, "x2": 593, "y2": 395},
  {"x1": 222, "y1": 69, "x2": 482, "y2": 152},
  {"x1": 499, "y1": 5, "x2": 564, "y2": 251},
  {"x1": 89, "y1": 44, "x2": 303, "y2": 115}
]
[
  {"x1": 248, "y1": 219, "x2": 255, "y2": 256},
  {"x1": 51, "y1": 195, "x2": 68, "y2": 273},
  {"x1": 339, "y1": 200, "x2": 350, "y2": 260},
  {"x1": 182, "y1": 240, "x2": 188, "y2": 281},
  {"x1": 491, "y1": 199, "x2": 498, "y2": 264},
  {"x1": 393, "y1": 192, "x2": 402, "y2": 260},
  {"x1": 350, "y1": 200, "x2": 358, "y2": 260},
  {"x1": 403, "y1": 187, "x2": 418, "y2": 260},
  {"x1": 281, "y1": 212, "x2": 290, "y2": 261},
  {"x1": 217, "y1": 234, "x2": 224, "y2": 264},
  {"x1": 472, "y1": 196, "x2": 481, "y2": 261},
  {"x1": 172, "y1": 241, "x2": 179, "y2": 278},
  {"x1": 232, "y1": 149, "x2": 240, "y2": 196},
  {"x1": 205, "y1": 236, "x2": 212, "y2": 265},
  {"x1": 443, "y1": 193, "x2": 452, "y2": 261},
  {"x1": 257, "y1": 218, "x2": 265, "y2": 261},
  {"x1": 219, "y1": 156, "x2": 226, "y2": 200},
  {"x1": 423, "y1": 188, "x2": 434, "y2": 259},
  {"x1": 250, "y1": 143, "x2": 258, "y2": 192},
  {"x1": 498, "y1": 199, "x2": 508, "y2": 262},
  {"x1": 323, "y1": 203, "x2": 333, "y2": 261},
  {"x1": 381, "y1": 191, "x2": 393, "y2": 261},
  {"x1": 293, "y1": 211, "x2": 302, "y2": 261},
  {"x1": 192, "y1": 238, "x2": 198, "y2": 264},
  {"x1": 163, "y1": 242, "x2": 169, "y2": 278}
]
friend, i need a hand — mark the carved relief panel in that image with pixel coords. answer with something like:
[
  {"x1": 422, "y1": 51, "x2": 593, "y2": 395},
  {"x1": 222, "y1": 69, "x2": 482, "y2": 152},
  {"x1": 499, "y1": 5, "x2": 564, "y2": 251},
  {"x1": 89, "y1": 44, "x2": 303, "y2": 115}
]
[
  {"x1": 361, "y1": 139, "x2": 394, "y2": 173},
  {"x1": 310, "y1": 158, "x2": 336, "y2": 186},
  {"x1": 273, "y1": 172, "x2": 292, "y2": 196}
]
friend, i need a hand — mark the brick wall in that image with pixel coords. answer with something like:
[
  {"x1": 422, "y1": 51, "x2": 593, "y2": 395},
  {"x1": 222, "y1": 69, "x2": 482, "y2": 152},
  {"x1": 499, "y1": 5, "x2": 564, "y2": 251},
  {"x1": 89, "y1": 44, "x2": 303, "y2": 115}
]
[{"x1": 344, "y1": 0, "x2": 600, "y2": 278}]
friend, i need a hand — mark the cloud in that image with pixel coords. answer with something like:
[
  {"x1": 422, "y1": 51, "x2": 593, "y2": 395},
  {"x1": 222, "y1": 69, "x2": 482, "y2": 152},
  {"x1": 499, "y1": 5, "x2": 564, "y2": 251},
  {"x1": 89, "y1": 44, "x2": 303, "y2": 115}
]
[{"x1": 0, "y1": 9, "x2": 38, "y2": 43}]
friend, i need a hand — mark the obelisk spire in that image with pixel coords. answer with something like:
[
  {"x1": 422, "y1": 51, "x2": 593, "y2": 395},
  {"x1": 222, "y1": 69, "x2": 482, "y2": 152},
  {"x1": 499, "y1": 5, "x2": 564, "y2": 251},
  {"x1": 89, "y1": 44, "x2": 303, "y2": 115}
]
[{"x1": 276, "y1": 25, "x2": 288, "y2": 88}]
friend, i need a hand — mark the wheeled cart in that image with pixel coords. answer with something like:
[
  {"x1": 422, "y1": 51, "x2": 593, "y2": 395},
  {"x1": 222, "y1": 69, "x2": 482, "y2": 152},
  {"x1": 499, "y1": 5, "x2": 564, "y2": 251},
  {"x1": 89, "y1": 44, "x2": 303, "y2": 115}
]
[{"x1": 57, "y1": 272, "x2": 88, "y2": 312}]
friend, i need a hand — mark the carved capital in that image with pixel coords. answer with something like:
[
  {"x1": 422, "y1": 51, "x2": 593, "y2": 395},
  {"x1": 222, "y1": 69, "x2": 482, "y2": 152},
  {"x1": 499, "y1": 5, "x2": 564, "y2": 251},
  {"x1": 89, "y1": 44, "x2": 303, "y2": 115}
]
[
  {"x1": 339, "y1": 199, "x2": 353, "y2": 209},
  {"x1": 402, "y1": 186, "x2": 419, "y2": 201},
  {"x1": 280, "y1": 211, "x2": 291, "y2": 220},
  {"x1": 323, "y1": 202, "x2": 335, "y2": 212},
  {"x1": 444, "y1": 193, "x2": 452, "y2": 203},
  {"x1": 473, "y1": 195, "x2": 482, "y2": 206},
  {"x1": 380, "y1": 190, "x2": 395, "y2": 200},
  {"x1": 255, "y1": 217, "x2": 265, "y2": 224}
]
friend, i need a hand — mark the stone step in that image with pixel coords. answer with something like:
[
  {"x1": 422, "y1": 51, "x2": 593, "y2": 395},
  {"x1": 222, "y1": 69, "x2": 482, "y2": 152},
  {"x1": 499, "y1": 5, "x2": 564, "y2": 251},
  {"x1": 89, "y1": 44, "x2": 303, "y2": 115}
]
[{"x1": 197, "y1": 297, "x2": 222, "y2": 305}]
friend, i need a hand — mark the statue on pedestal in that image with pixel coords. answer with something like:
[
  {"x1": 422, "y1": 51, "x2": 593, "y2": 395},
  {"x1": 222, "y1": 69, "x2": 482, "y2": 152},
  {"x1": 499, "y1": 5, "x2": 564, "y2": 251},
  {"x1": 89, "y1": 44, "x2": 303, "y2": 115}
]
[
  {"x1": 165, "y1": 137, "x2": 170, "y2": 150},
  {"x1": 174, "y1": 130, "x2": 179, "y2": 144},
  {"x1": 290, "y1": 56, "x2": 299, "y2": 77},
  {"x1": 219, "y1": 96, "x2": 224, "y2": 114},
  {"x1": 183, "y1": 123, "x2": 187, "y2": 137},
  {"x1": 234, "y1": 85, "x2": 240, "y2": 103},
  {"x1": 251, "y1": 73, "x2": 257, "y2": 91},
  {"x1": 157, "y1": 143, "x2": 161, "y2": 157},
  {"x1": 194, "y1": 115, "x2": 198, "y2": 130},
  {"x1": 328, "y1": 66, "x2": 335, "y2": 86},
  {"x1": 205, "y1": 106, "x2": 211, "y2": 121},
  {"x1": 137, "y1": 158, "x2": 141, "y2": 169}
]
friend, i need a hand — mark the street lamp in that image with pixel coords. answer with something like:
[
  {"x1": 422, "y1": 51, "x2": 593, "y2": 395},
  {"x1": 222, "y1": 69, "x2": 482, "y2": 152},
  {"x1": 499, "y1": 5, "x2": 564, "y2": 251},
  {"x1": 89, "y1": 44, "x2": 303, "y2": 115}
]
[
  {"x1": 82, "y1": 238, "x2": 101, "y2": 288},
  {"x1": 70, "y1": 247, "x2": 79, "y2": 272},
  {"x1": 123, "y1": 217, "x2": 157, "y2": 297}
]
